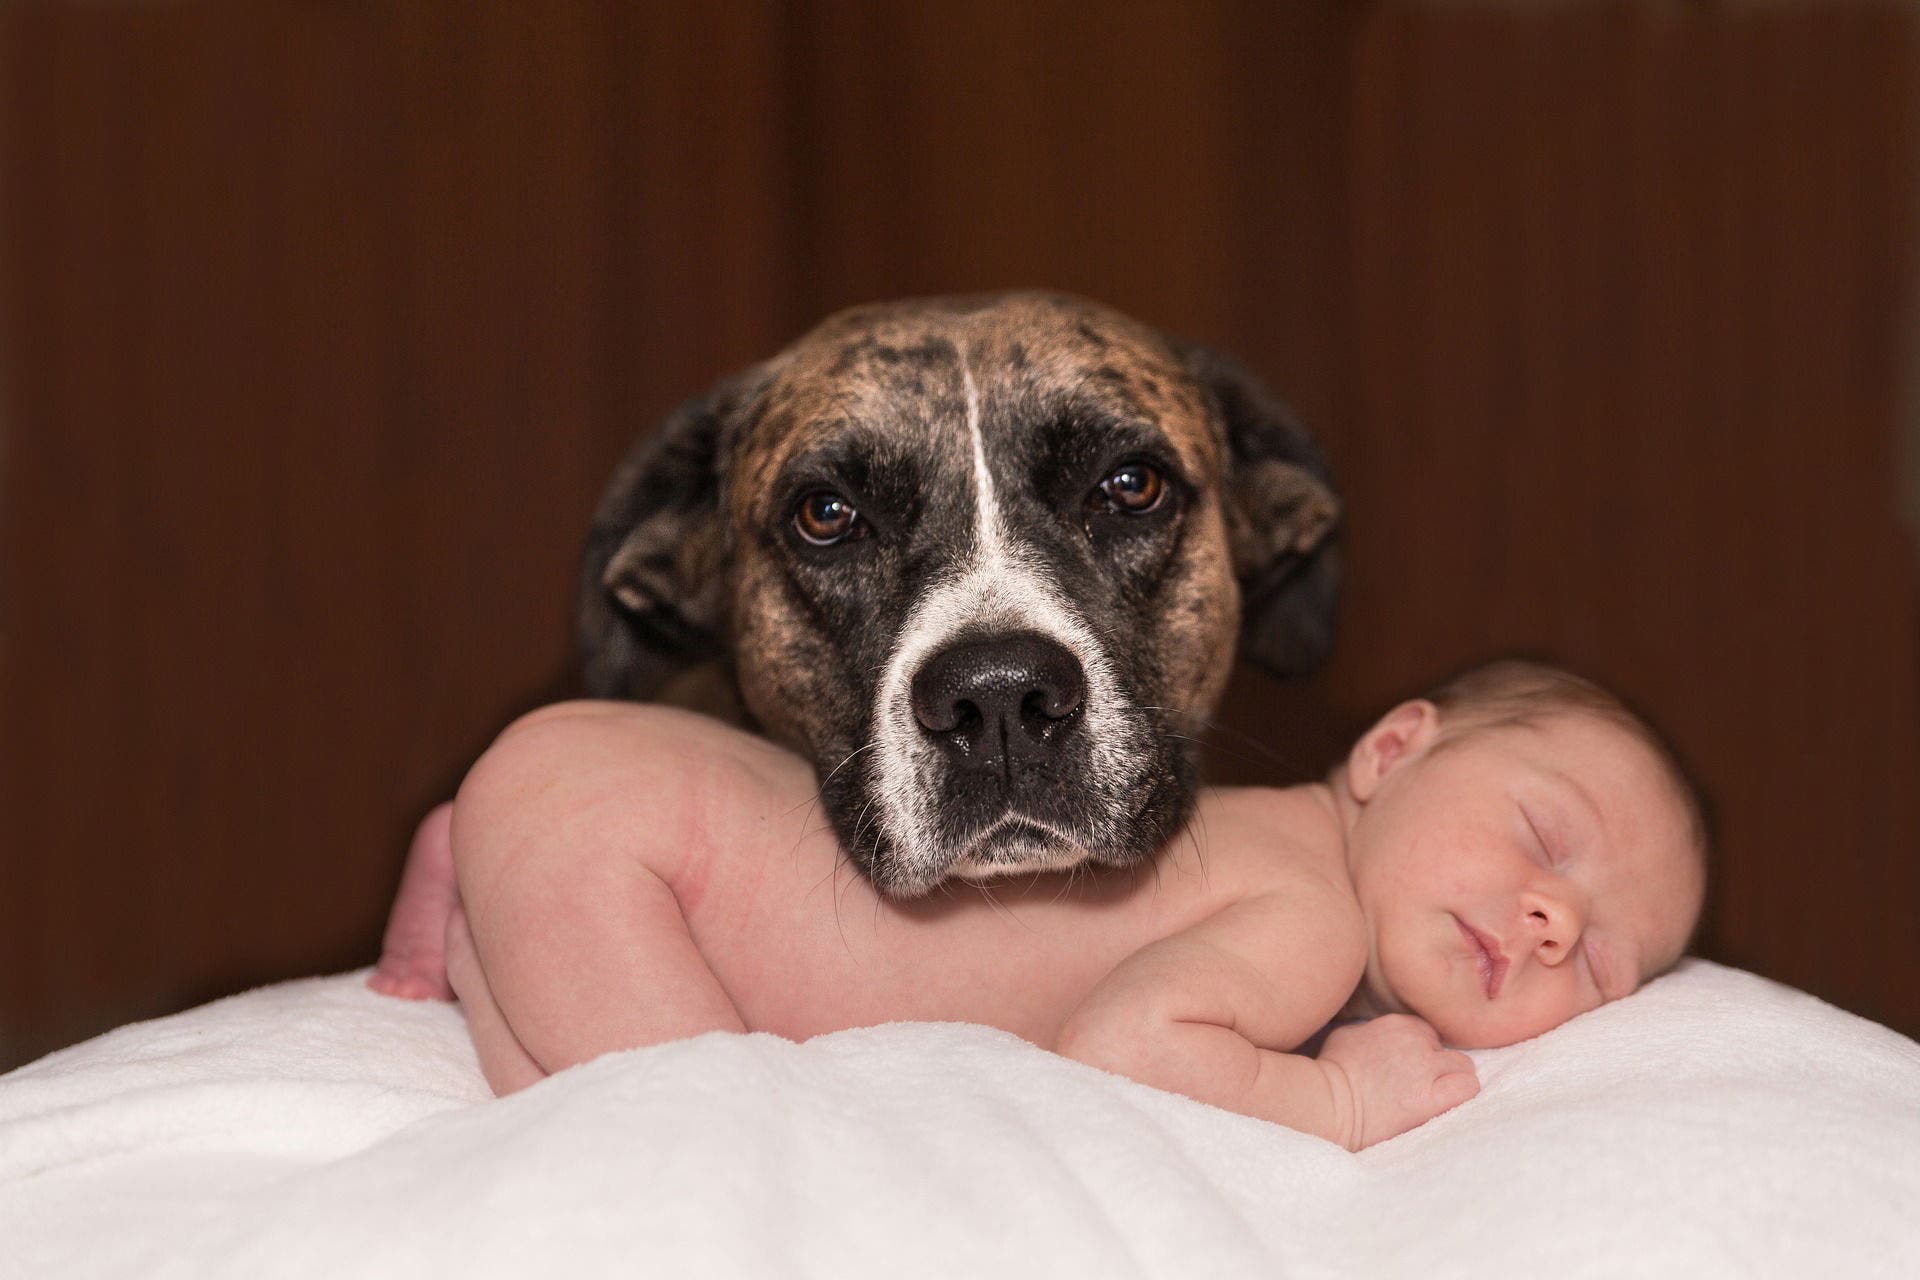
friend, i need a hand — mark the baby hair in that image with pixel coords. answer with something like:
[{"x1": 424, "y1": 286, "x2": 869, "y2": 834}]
[{"x1": 1424, "y1": 658, "x2": 1711, "y2": 898}]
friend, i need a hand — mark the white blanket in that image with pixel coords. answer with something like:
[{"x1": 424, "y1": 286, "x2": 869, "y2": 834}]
[{"x1": 2, "y1": 960, "x2": 1916, "y2": 1278}]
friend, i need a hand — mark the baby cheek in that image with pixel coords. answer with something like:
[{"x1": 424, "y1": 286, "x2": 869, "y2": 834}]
[
  {"x1": 1496, "y1": 985, "x2": 1590, "y2": 1047},
  {"x1": 1379, "y1": 822, "x2": 1459, "y2": 885},
  {"x1": 1432, "y1": 973, "x2": 1578, "y2": 1050},
  {"x1": 1444, "y1": 1005, "x2": 1542, "y2": 1051},
  {"x1": 1388, "y1": 820, "x2": 1474, "y2": 881}
]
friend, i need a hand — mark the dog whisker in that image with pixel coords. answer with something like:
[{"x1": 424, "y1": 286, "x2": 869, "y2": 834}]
[
  {"x1": 1046, "y1": 859, "x2": 1084, "y2": 907},
  {"x1": 833, "y1": 851, "x2": 861, "y2": 955},
  {"x1": 975, "y1": 880, "x2": 1031, "y2": 932},
  {"x1": 1183, "y1": 801, "x2": 1212, "y2": 884},
  {"x1": 1184, "y1": 709, "x2": 1324, "y2": 777},
  {"x1": 828, "y1": 791, "x2": 887, "y2": 955},
  {"x1": 578, "y1": 292, "x2": 1335, "y2": 905},
  {"x1": 1129, "y1": 699, "x2": 1328, "y2": 787},
  {"x1": 786, "y1": 740, "x2": 882, "y2": 824}
]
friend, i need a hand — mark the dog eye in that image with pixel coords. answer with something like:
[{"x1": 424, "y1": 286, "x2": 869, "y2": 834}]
[
  {"x1": 793, "y1": 490, "x2": 865, "y2": 546},
  {"x1": 1095, "y1": 461, "x2": 1165, "y2": 514}
]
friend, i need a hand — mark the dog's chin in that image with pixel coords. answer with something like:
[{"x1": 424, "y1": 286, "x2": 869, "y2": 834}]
[
  {"x1": 851, "y1": 765, "x2": 1199, "y2": 900},
  {"x1": 946, "y1": 820, "x2": 1092, "y2": 882},
  {"x1": 813, "y1": 711, "x2": 1204, "y2": 899}
]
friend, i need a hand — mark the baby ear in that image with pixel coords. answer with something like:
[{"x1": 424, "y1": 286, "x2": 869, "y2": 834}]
[
  {"x1": 1345, "y1": 700, "x2": 1441, "y2": 803},
  {"x1": 1180, "y1": 344, "x2": 1341, "y2": 678},
  {"x1": 577, "y1": 365, "x2": 771, "y2": 700}
]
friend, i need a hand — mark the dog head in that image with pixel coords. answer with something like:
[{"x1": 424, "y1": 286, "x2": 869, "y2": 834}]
[{"x1": 580, "y1": 292, "x2": 1339, "y2": 896}]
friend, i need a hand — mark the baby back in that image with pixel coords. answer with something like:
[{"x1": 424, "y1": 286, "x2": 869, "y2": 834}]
[{"x1": 676, "y1": 776, "x2": 1338, "y2": 1048}]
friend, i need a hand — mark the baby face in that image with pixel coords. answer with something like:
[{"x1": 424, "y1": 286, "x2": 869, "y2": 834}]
[{"x1": 1343, "y1": 707, "x2": 1704, "y2": 1049}]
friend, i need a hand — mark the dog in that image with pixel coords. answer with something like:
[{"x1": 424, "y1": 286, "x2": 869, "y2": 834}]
[{"x1": 577, "y1": 291, "x2": 1339, "y2": 898}]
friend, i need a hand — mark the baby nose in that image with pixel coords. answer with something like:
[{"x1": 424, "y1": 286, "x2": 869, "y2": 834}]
[{"x1": 1523, "y1": 893, "x2": 1585, "y2": 965}]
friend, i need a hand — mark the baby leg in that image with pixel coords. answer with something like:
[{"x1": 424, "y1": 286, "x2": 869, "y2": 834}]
[
  {"x1": 367, "y1": 802, "x2": 459, "y2": 1000},
  {"x1": 449, "y1": 702, "x2": 760, "y2": 1091},
  {"x1": 443, "y1": 899, "x2": 545, "y2": 1094}
]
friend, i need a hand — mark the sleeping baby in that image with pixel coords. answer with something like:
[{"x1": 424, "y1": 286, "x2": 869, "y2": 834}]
[{"x1": 371, "y1": 659, "x2": 1707, "y2": 1151}]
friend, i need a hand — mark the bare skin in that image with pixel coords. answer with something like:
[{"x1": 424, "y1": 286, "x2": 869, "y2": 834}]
[
  {"x1": 371, "y1": 698, "x2": 1704, "y2": 1151},
  {"x1": 369, "y1": 803, "x2": 457, "y2": 1001}
]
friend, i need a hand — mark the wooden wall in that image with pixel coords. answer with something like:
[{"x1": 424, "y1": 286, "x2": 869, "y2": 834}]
[{"x1": 2, "y1": 2, "x2": 1914, "y2": 1069}]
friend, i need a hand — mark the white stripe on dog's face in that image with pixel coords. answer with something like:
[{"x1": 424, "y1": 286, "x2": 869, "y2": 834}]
[{"x1": 870, "y1": 351, "x2": 1148, "y2": 893}]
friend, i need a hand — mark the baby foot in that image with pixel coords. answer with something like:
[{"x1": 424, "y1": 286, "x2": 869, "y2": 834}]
[{"x1": 368, "y1": 802, "x2": 459, "y2": 1001}]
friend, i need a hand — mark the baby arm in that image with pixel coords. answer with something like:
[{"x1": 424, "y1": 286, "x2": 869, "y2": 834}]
[{"x1": 1054, "y1": 892, "x2": 1478, "y2": 1150}]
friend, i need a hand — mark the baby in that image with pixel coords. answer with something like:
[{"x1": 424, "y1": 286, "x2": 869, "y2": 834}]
[{"x1": 371, "y1": 659, "x2": 1707, "y2": 1151}]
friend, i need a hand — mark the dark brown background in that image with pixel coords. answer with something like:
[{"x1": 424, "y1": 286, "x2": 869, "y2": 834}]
[{"x1": 3, "y1": 2, "x2": 1916, "y2": 1071}]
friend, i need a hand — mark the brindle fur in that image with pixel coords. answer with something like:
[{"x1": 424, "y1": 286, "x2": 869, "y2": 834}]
[{"x1": 580, "y1": 291, "x2": 1339, "y2": 895}]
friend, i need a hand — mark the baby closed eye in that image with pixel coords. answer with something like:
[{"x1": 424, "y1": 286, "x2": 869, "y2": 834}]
[{"x1": 1519, "y1": 803, "x2": 1559, "y2": 866}]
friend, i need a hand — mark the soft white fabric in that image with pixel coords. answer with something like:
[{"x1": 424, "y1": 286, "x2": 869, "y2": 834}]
[{"x1": 1, "y1": 960, "x2": 1916, "y2": 1278}]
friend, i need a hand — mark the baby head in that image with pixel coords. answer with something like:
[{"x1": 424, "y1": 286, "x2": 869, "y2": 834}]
[{"x1": 1334, "y1": 659, "x2": 1708, "y2": 1049}]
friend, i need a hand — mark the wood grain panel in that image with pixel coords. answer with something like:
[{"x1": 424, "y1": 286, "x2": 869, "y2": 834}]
[
  {"x1": 1324, "y1": 4, "x2": 1920, "y2": 1031},
  {"x1": 2, "y1": 2, "x2": 1913, "y2": 1069},
  {"x1": 0, "y1": 3, "x2": 800, "y2": 1067},
  {"x1": 787, "y1": 0, "x2": 1249, "y2": 338}
]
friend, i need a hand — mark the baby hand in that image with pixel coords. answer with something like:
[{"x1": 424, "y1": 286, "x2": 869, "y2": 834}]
[{"x1": 1317, "y1": 1014, "x2": 1479, "y2": 1151}]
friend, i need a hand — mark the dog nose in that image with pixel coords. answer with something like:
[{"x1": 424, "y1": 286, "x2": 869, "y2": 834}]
[{"x1": 910, "y1": 632, "x2": 1086, "y2": 766}]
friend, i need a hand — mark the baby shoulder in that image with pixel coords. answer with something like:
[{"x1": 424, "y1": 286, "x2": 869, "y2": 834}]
[
  {"x1": 1169, "y1": 885, "x2": 1364, "y2": 1052},
  {"x1": 1200, "y1": 783, "x2": 1352, "y2": 883},
  {"x1": 1232, "y1": 871, "x2": 1365, "y2": 964}
]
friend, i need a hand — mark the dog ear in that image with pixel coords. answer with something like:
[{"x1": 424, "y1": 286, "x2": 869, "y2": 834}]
[
  {"x1": 1181, "y1": 344, "x2": 1342, "y2": 679},
  {"x1": 576, "y1": 367, "x2": 768, "y2": 700}
]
